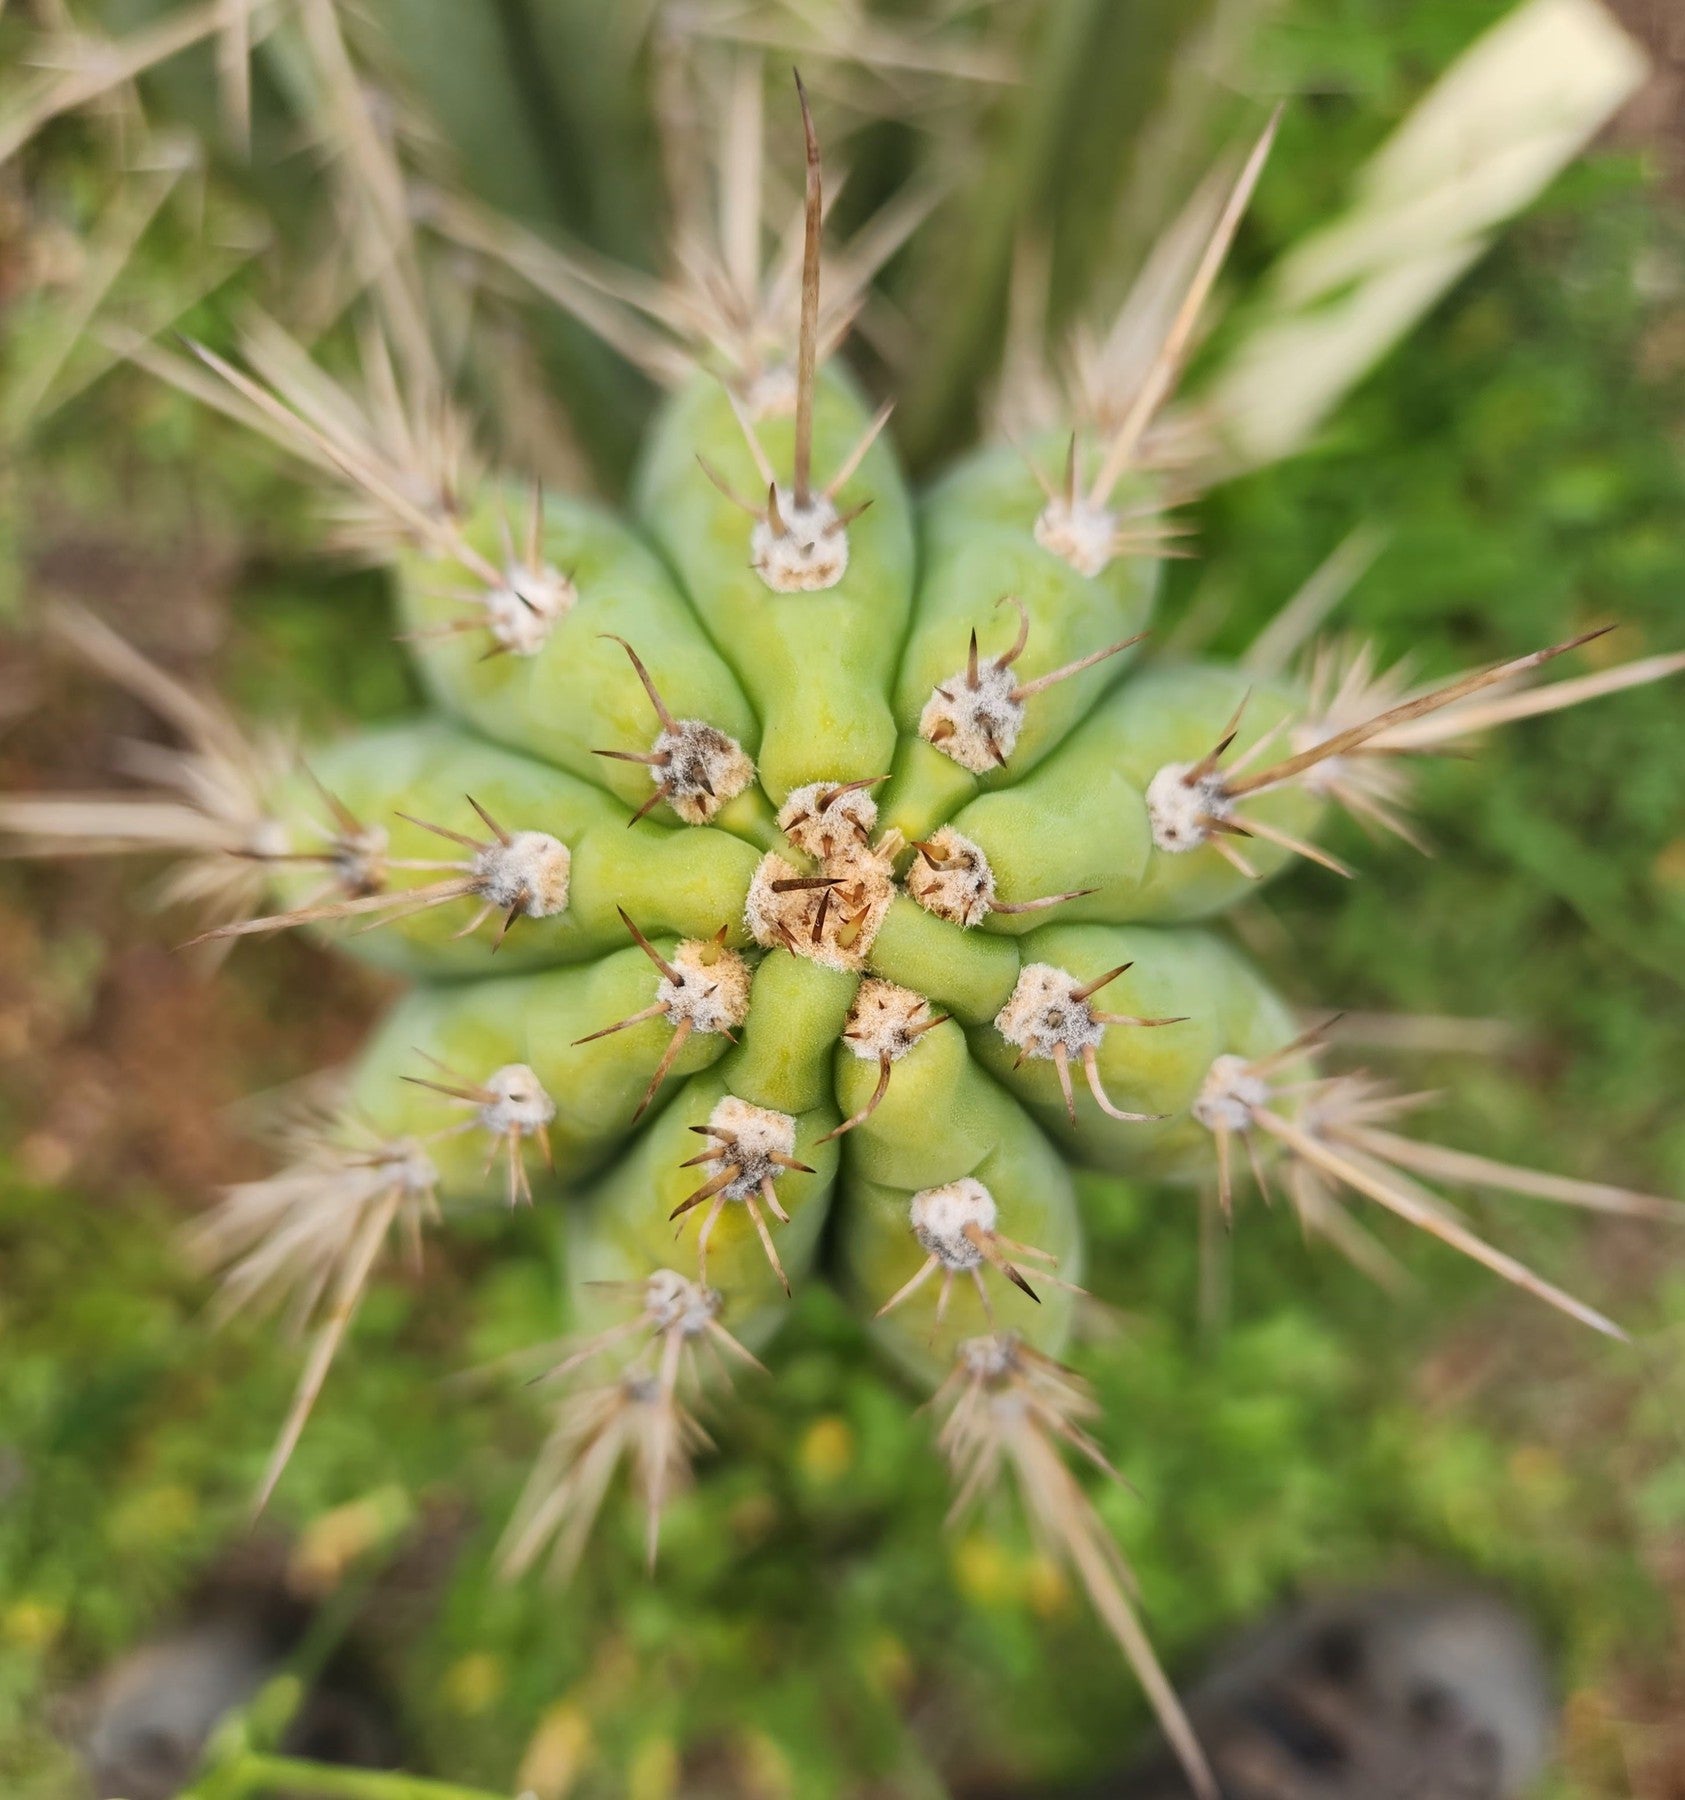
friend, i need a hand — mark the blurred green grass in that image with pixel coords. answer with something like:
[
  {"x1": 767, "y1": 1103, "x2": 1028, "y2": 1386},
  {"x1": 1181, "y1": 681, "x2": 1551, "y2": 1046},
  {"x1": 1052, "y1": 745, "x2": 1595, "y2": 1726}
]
[{"x1": 3, "y1": 1, "x2": 1685, "y2": 1795}]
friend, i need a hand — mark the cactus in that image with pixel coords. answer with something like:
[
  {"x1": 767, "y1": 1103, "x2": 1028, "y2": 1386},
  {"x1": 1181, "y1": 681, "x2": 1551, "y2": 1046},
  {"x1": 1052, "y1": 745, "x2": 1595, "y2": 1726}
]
[{"x1": 4, "y1": 2, "x2": 1681, "y2": 1793}]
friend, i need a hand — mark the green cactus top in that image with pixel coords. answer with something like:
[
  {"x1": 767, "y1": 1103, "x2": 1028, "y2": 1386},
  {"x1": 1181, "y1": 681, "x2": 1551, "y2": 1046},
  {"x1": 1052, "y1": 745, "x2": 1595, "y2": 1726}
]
[{"x1": 5, "y1": 28, "x2": 1678, "y2": 1797}]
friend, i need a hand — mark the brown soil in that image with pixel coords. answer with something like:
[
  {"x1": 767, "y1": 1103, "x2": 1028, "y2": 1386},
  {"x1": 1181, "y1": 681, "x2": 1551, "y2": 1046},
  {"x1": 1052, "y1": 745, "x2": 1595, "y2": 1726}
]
[
  {"x1": 1607, "y1": 0, "x2": 1685, "y2": 188},
  {"x1": 0, "y1": 522, "x2": 391, "y2": 1207}
]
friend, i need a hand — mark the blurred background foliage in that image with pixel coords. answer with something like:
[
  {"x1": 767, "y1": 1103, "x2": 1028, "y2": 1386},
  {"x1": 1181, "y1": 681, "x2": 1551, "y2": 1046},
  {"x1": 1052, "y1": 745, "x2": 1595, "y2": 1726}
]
[{"x1": 2, "y1": 0, "x2": 1684, "y2": 1795}]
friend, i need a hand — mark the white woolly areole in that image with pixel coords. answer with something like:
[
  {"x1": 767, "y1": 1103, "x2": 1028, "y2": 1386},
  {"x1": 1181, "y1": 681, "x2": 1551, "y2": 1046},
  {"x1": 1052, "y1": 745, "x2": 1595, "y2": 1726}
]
[
  {"x1": 844, "y1": 978, "x2": 935, "y2": 1062},
  {"x1": 642, "y1": 1267, "x2": 723, "y2": 1337},
  {"x1": 702, "y1": 1096, "x2": 798, "y2": 1201},
  {"x1": 1145, "y1": 760, "x2": 1229, "y2": 854},
  {"x1": 751, "y1": 487, "x2": 849, "y2": 593},
  {"x1": 1034, "y1": 494, "x2": 1117, "y2": 579},
  {"x1": 904, "y1": 826, "x2": 996, "y2": 928},
  {"x1": 473, "y1": 830, "x2": 572, "y2": 916},
  {"x1": 383, "y1": 1135, "x2": 441, "y2": 1198},
  {"x1": 651, "y1": 720, "x2": 755, "y2": 825},
  {"x1": 657, "y1": 939, "x2": 752, "y2": 1036},
  {"x1": 910, "y1": 1178, "x2": 998, "y2": 1271},
  {"x1": 958, "y1": 1331, "x2": 1021, "y2": 1384},
  {"x1": 484, "y1": 563, "x2": 577, "y2": 656},
  {"x1": 478, "y1": 1064, "x2": 556, "y2": 1136},
  {"x1": 737, "y1": 361, "x2": 797, "y2": 419},
  {"x1": 777, "y1": 780, "x2": 878, "y2": 860},
  {"x1": 995, "y1": 963, "x2": 1106, "y2": 1061},
  {"x1": 919, "y1": 660, "x2": 1024, "y2": 773},
  {"x1": 1192, "y1": 1053, "x2": 1270, "y2": 1135}
]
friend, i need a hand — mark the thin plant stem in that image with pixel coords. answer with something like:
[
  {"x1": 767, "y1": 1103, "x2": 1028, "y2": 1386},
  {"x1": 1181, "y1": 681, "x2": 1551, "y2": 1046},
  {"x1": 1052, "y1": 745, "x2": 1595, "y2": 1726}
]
[{"x1": 221, "y1": 1753, "x2": 509, "y2": 1800}]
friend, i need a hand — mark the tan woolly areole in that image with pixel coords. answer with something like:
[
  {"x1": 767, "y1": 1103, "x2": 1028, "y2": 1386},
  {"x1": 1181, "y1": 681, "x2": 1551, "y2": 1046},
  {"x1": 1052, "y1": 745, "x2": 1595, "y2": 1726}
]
[
  {"x1": 746, "y1": 851, "x2": 812, "y2": 948},
  {"x1": 595, "y1": 635, "x2": 756, "y2": 827},
  {"x1": 748, "y1": 774, "x2": 907, "y2": 972},
  {"x1": 652, "y1": 720, "x2": 755, "y2": 824},
  {"x1": 751, "y1": 487, "x2": 849, "y2": 592},
  {"x1": 876, "y1": 1174, "x2": 1068, "y2": 1320},
  {"x1": 905, "y1": 826, "x2": 995, "y2": 927},
  {"x1": 920, "y1": 658, "x2": 1024, "y2": 773},
  {"x1": 996, "y1": 963, "x2": 1108, "y2": 1061},
  {"x1": 744, "y1": 806, "x2": 899, "y2": 970},
  {"x1": 475, "y1": 830, "x2": 572, "y2": 916},
  {"x1": 697, "y1": 1097, "x2": 798, "y2": 1202},
  {"x1": 824, "y1": 840, "x2": 899, "y2": 965},
  {"x1": 672, "y1": 1094, "x2": 812, "y2": 1293},
  {"x1": 819, "y1": 978, "x2": 948, "y2": 1145},
  {"x1": 843, "y1": 979, "x2": 938, "y2": 1062},
  {"x1": 910, "y1": 1178, "x2": 998, "y2": 1271},
  {"x1": 993, "y1": 961, "x2": 1169, "y2": 1125},
  {"x1": 776, "y1": 779, "x2": 880, "y2": 859},
  {"x1": 919, "y1": 596, "x2": 1144, "y2": 775},
  {"x1": 660, "y1": 938, "x2": 753, "y2": 1036},
  {"x1": 744, "y1": 851, "x2": 894, "y2": 970},
  {"x1": 875, "y1": 1173, "x2": 1063, "y2": 1319},
  {"x1": 572, "y1": 915, "x2": 753, "y2": 1124}
]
